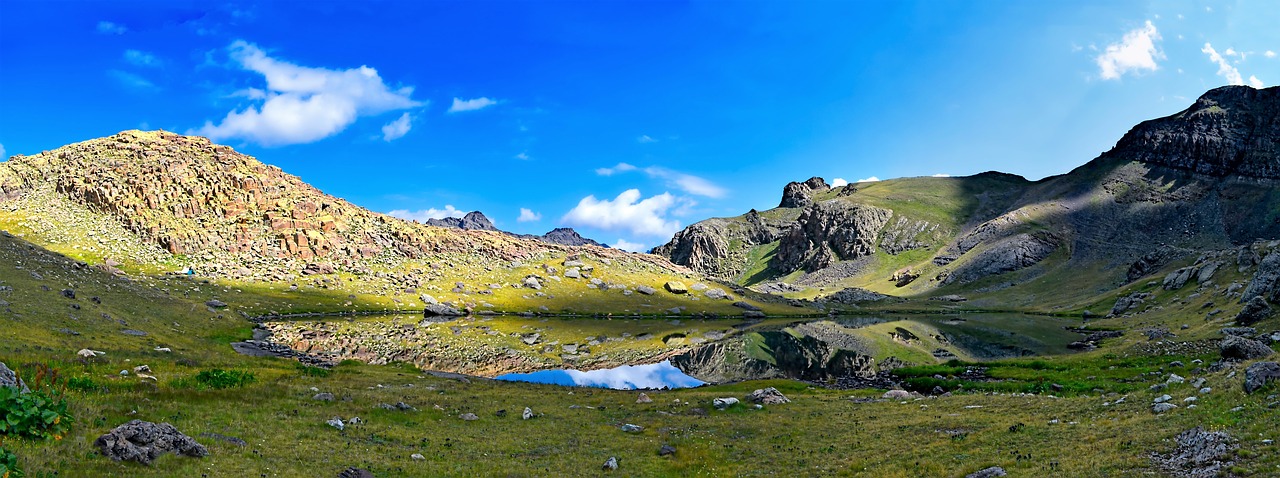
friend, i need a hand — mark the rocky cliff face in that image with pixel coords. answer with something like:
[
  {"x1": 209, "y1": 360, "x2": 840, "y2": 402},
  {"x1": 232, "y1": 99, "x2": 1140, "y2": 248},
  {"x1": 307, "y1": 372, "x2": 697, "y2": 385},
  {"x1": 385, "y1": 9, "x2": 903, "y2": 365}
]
[
  {"x1": 1103, "y1": 86, "x2": 1280, "y2": 179},
  {"x1": 426, "y1": 211, "x2": 497, "y2": 231},
  {"x1": 775, "y1": 201, "x2": 893, "y2": 272}
]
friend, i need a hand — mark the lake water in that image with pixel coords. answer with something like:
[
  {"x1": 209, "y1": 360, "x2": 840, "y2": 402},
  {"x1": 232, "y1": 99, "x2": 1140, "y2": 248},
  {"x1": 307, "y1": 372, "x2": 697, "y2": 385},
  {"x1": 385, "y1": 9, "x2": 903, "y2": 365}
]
[{"x1": 495, "y1": 360, "x2": 705, "y2": 389}]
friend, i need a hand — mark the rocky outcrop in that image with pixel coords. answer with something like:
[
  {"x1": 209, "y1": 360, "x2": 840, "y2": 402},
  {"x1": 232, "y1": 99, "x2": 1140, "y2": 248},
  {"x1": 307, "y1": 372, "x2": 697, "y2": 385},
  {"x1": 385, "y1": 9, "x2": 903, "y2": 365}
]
[
  {"x1": 426, "y1": 211, "x2": 497, "y2": 231},
  {"x1": 776, "y1": 201, "x2": 892, "y2": 272},
  {"x1": 1151, "y1": 427, "x2": 1237, "y2": 478},
  {"x1": 1102, "y1": 85, "x2": 1280, "y2": 179},
  {"x1": 1242, "y1": 250, "x2": 1280, "y2": 303},
  {"x1": 1235, "y1": 296, "x2": 1273, "y2": 326},
  {"x1": 939, "y1": 232, "x2": 1058, "y2": 285},
  {"x1": 0, "y1": 362, "x2": 28, "y2": 392},
  {"x1": 1111, "y1": 292, "x2": 1153, "y2": 316},
  {"x1": 1220, "y1": 335, "x2": 1274, "y2": 360},
  {"x1": 535, "y1": 228, "x2": 605, "y2": 247},
  {"x1": 779, "y1": 177, "x2": 830, "y2": 208},
  {"x1": 1244, "y1": 361, "x2": 1280, "y2": 394},
  {"x1": 671, "y1": 327, "x2": 876, "y2": 383},
  {"x1": 95, "y1": 420, "x2": 208, "y2": 465}
]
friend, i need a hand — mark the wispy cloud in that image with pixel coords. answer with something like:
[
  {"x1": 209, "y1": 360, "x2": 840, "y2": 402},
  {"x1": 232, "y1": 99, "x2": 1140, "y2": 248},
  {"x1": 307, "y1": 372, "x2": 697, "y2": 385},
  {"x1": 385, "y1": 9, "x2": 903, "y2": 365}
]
[
  {"x1": 596, "y1": 162, "x2": 638, "y2": 176},
  {"x1": 381, "y1": 112, "x2": 412, "y2": 141},
  {"x1": 1266, "y1": 51, "x2": 1277, "y2": 58},
  {"x1": 562, "y1": 189, "x2": 683, "y2": 237},
  {"x1": 515, "y1": 152, "x2": 531, "y2": 161},
  {"x1": 594, "y1": 163, "x2": 726, "y2": 198},
  {"x1": 387, "y1": 205, "x2": 465, "y2": 222},
  {"x1": 97, "y1": 21, "x2": 126, "y2": 35},
  {"x1": 123, "y1": 50, "x2": 160, "y2": 67},
  {"x1": 1202, "y1": 43, "x2": 1244, "y2": 85},
  {"x1": 517, "y1": 208, "x2": 542, "y2": 222},
  {"x1": 637, "y1": 135, "x2": 657, "y2": 143},
  {"x1": 1096, "y1": 21, "x2": 1163, "y2": 80},
  {"x1": 0, "y1": 143, "x2": 6, "y2": 160},
  {"x1": 109, "y1": 70, "x2": 156, "y2": 90},
  {"x1": 192, "y1": 40, "x2": 422, "y2": 146},
  {"x1": 856, "y1": 176, "x2": 881, "y2": 183},
  {"x1": 448, "y1": 97, "x2": 497, "y2": 113}
]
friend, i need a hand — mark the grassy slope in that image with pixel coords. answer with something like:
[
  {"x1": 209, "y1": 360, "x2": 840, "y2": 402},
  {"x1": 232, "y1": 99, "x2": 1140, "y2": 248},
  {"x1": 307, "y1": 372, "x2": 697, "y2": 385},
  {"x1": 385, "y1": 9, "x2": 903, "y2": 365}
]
[{"x1": 3, "y1": 232, "x2": 1279, "y2": 476}]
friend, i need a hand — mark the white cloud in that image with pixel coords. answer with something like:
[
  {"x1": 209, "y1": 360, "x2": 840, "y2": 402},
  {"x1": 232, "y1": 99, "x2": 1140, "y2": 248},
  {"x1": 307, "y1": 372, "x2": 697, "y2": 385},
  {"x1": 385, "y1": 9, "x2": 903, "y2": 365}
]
[
  {"x1": 97, "y1": 21, "x2": 126, "y2": 34},
  {"x1": 230, "y1": 87, "x2": 267, "y2": 100},
  {"x1": 448, "y1": 97, "x2": 497, "y2": 113},
  {"x1": 1202, "y1": 43, "x2": 1244, "y2": 85},
  {"x1": 515, "y1": 152, "x2": 530, "y2": 161},
  {"x1": 0, "y1": 143, "x2": 6, "y2": 160},
  {"x1": 830, "y1": 178, "x2": 848, "y2": 187},
  {"x1": 611, "y1": 238, "x2": 647, "y2": 252},
  {"x1": 1250, "y1": 75, "x2": 1265, "y2": 88},
  {"x1": 1096, "y1": 21, "x2": 1163, "y2": 80},
  {"x1": 561, "y1": 189, "x2": 682, "y2": 237},
  {"x1": 387, "y1": 205, "x2": 465, "y2": 222},
  {"x1": 595, "y1": 163, "x2": 726, "y2": 198},
  {"x1": 931, "y1": 173, "x2": 952, "y2": 177},
  {"x1": 381, "y1": 112, "x2": 412, "y2": 141},
  {"x1": 1177, "y1": 14, "x2": 1184, "y2": 20},
  {"x1": 1266, "y1": 51, "x2": 1277, "y2": 58},
  {"x1": 856, "y1": 176, "x2": 881, "y2": 183},
  {"x1": 637, "y1": 135, "x2": 657, "y2": 143},
  {"x1": 517, "y1": 208, "x2": 542, "y2": 222},
  {"x1": 109, "y1": 70, "x2": 156, "y2": 89},
  {"x1": 193, "y1": 41, "x2": 422, "y2": 146},
  {"x1": 124, "y1": 50, "x2": 159, "y2": 67},
  {"x1": 1205, "y1": 6, "x2": 1212, "y2": 12},
  {"x1": 596, "y1": 162, "x2": 638, "y2": 176},
  {"x1": 1224, "y1": 47, "x2": 1238, "y2": 57}
]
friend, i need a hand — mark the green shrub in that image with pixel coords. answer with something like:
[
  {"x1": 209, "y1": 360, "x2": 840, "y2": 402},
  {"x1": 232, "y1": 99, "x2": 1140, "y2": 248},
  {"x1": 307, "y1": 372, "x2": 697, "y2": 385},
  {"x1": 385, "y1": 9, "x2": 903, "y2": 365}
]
[
  {"x1": 63, "y1": 377, "x2": 99, "y2": 393},
  {"x1": 0, "y1": 443, "x2": 22, "y2": 478},
  {"x1": 0, "y1": 387, "x2": 73, "y2": 441},
  {"x1": 195, "y1": 369, "x2": 255, "y2": 389},
  {"x1": 294, "y1": 364, "x2": 330, "y2": 378}
]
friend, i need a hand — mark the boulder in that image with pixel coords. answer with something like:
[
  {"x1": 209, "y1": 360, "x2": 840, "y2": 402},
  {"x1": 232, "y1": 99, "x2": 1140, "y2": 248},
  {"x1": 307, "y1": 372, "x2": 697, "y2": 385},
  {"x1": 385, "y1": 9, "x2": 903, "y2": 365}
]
[
  {"x1": 636, "y1": 285, "x2": 657, "y2": 295},
  {"x1": 419, "y1": 294, "x2": 438, "y2": 305},
  {"x1": 1242, "y1": 251, "x2": 1280, "y2": 303},
  {"x1": 1244, "y1": 362, "x2": 1280, "y2": 394},
  {"x1": 1152, "y1": 402, "x2": 1178, "y2": 413},
  {"x1": 95, "y1": 420, "x2": 208, "y2": 465},
  {"x1": 338, "y1": 467, "x2": 375, "y2": 478},
  {"x1": 965, "y1": 467, "x2": 1007, "y2": 478},
  {"x1": 423, "y1": 304, "x2": 463, "y2": 317},
  {"x1": 205, "y1": 299, "x2": 227, "y2": 308},
  {"x1": 746, "y1": 387, "x2": 790, "y2": 405},
  {"x1": 603, "y1": 456, "x2": 619, "y2": 471},
  {"x1": 523, "y1": 277, "x2": 542, "y2": 290},
  {"x1": 883, "y1": 390, "x2": 912, "y2": 400},
  {"x1": 664, "y1": 281, "x2": 688, "y2": 294},
  {"x1": 658, "y1": 445, "x2": 677, "y2": 456},
  {"x1": 1235, "y1": 296, "x2": 1273, "y2": 326},
  {"x1": 564, "y1": 268, "x2": 581, "y2": 279},
  {"x1": 1220, "y1": 335, "x2": 1274, "y2": 360},
  {"x1": 0, "y1": 362, "x2": 28, "y2": 392},
  {"x1": 1111, "y1": 292, "x2": 1153, "y2": 316},
  {"x1": 732, "y1": 301, "x2": 761, "y2": 311},
  {"x1": 636, "y1": 393, "x2": 653, "y2": 404}
]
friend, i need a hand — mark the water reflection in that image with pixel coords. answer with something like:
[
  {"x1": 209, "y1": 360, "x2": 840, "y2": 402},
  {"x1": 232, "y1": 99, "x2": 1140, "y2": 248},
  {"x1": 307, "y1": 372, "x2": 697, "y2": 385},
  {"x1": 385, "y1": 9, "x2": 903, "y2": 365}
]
[{"x1": 495, "y1": 360, "x2": 704, "y2": 390}]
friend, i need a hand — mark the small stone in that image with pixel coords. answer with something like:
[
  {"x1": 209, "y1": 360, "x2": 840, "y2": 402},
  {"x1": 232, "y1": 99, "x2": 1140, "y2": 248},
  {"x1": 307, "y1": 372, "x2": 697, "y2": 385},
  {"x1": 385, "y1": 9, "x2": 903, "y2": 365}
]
[
  {"x1": 1167, "y1": 374, "x2": 1185, "y2": 384},
  {"x1": 522, "y1": 407, "x2": 534, "y2": 420},
  {"x1": 883, "y1": 389, "x2": 912, "y2": 400},
  {"x1": 603, "y1": 456, "x2": 619, "y2": 471},
  {"x1": 746, "y1": 387, "x2": 790, "y2": 405},
  {"x1": 1152, "y1": 402, "x2": 1178, "y2": 413},
  {"x1": 713, "y1": 397, "x2": 739, "y2": 410},
  {"x1": 621, "y1": 423, "x2": 643, "y2": 433},
  {"x1": 133, "y1": 365, "x2": 151, "y2": 374},
  {"x1": 636, "y1": 285, "x2": 657, "y2": 295},
  {"x1": 327, "y1": 417, "x2": 345, "y2": 430},
  {"x1": 411, "y1": 453, "x2": 425, "y2": 460},
  {"x1": 658, "y1": 445, "x2": 676, "y2": 456},
  {"x1": 460, "y1": 413, "x2": 479, "y2": 421},
  {"x1": 1200, "y1": 387, "x2": 1212, "y2": 394},
  {"x1": 313, "y1": 392, "x2": 335, "y2": 401},
  {"x1": 636, "y1": 393, "x2": 653, "y2": 404},
  {"x1": 965, "y1": 466, "x2": 1007, "y2": 478},
  {"x1": 1154, "y1": 394, "x2": 1172, "y2": 403},
  {"x1": 205, "y1": 299, "x2": 227, "y2": 308}
]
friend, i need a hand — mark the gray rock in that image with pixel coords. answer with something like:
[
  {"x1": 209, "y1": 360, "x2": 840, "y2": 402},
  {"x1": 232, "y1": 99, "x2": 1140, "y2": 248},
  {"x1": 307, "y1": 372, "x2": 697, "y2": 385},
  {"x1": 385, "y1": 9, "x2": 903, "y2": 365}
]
[
  {"x1": 743, "y1": 310, "x2": 766, "y2": 318},
  {"x1": 327, "y1": 417, "x2": 345, "y2": 430},
  {"x1": 0, "y1": 362, "x2": 28, "y2": 392},
  {"x1": 94, "y1": 420, "x2": 208, "y2": 465},
  {"x1": 965, "y1": 467, "x2": 1007, "y2": 478},
  {"x1": 121, "y1": 329, "x2": 148, "y2": 336},
  {"x1": 522, "y1": 407, "x2": 534, "y2": 420},
  {"x1": 1235, "y1": 296, "x2": 1273, "y2": 326},
  {"x1": 1152, "y1": 427, "x2": 1237, "y2": 477},
  {"x1": 746, "y1": 387, "x2": 790, "y2": 405},
  {"x1": 620, "y1": 424, "x2": 643, "y2": 433},
  {"x1": 1152, "y1": 402, "x2": 1178, "y2": 413},
  {"x1": 636, "y1": 285, "x2": 657, "y2": 295},
  {"x1": 205, "y1": 299, "x2": 227, "y2": 308},
  {"x1": 338, "y1": 467, "x2": 375, "y2": 478},
  {"x1": 1242, "y1": 251, "x2": 1280, "y2": 303},
  {"x1": 423, "y1": 304, "x2": 463, "y2": 317},
  {"x1": 712, "y1": 397, "x2": 739, "y2": 409},
  {"x1": 523, "y1": 277, "x2": 542, "y2": 290},
  {"x1": 1244, "y1": 362, "x2": 1280, "y2": 394},
  {"x1": 1221, "y1": 335, "x2": 1274, "y2": 360},
  {"x1": 1221, "y1": 327, "x2": 1258, "y2": 337},
  {"x1": 636, "y1": 393, "x2": 653, "y2": 404},
  {"x1": 732, "y1": 301, "x2": 761, "y2": 311},
  {"x1": 664, "y1": 281, "x2": 688, "y2": 294},
  {"x1": 704, "y1": 288, "x2": 730, "y2": 300},
  {"x1": 420, "y1": 294, "x2": 438, "y2": 305},
  {"x1": 564, "y1": 268, "x2": 581, "y2": 279},
  {"x1": 522, "y1": 333, "x2": 540, "y2": 345},
  {"x1": 603, "y1": 456, "x2": 619, "y2": 471},
  {"x1": 659, "y1": 445, "x2": 676, "y2": 456},
  {"x1": 460, "y1": 413, "x2": 479, "y2": 421},
  {"x1": 313, "y1": 392, "x2": 335, "y2": 401},
  {"x1": 1111, "y1": 292, "x2": 1153, "y2": 316}
]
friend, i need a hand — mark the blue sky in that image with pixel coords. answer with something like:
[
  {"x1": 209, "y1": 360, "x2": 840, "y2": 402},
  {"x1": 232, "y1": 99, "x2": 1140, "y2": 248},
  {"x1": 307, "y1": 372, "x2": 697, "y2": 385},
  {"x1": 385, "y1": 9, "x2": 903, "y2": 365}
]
[{"x1": 1, "y1": 1, "x2": 1278, "y2": 251}]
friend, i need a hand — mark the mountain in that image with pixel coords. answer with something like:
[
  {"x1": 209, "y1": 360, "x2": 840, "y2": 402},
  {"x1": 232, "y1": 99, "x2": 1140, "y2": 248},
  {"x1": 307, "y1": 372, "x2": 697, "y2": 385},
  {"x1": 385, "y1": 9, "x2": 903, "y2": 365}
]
[
  {"x1": 425, "y1": 212, "x2": 607, "y2": 247},
  {"x1": 655, "y1": 85, "x2": 1280, "y2": 309},
  {"x1": 0, "y1": 130, "x2": 784, "y2": 316}
]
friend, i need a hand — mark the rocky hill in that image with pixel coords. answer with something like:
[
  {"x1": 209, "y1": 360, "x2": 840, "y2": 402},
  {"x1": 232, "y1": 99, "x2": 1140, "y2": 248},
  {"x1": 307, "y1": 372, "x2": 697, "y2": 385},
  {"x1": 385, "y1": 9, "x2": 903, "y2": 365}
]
[
  {"x1": 655, "y1": 86, "x2": 1280, "y2": 309},
  {"x1": 426, "y1": 211, "x2": 607, "y2": 247},
  {"x1": 0, "y1": 130, "x2": 787, "y2": 316}
]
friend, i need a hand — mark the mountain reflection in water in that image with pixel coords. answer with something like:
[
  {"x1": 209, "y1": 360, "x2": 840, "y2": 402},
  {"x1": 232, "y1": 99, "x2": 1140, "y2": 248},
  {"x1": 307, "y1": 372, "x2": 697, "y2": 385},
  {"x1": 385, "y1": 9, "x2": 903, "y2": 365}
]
[{"x1": 495, "y1": 360, "x2": 704, "y2": 390}]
